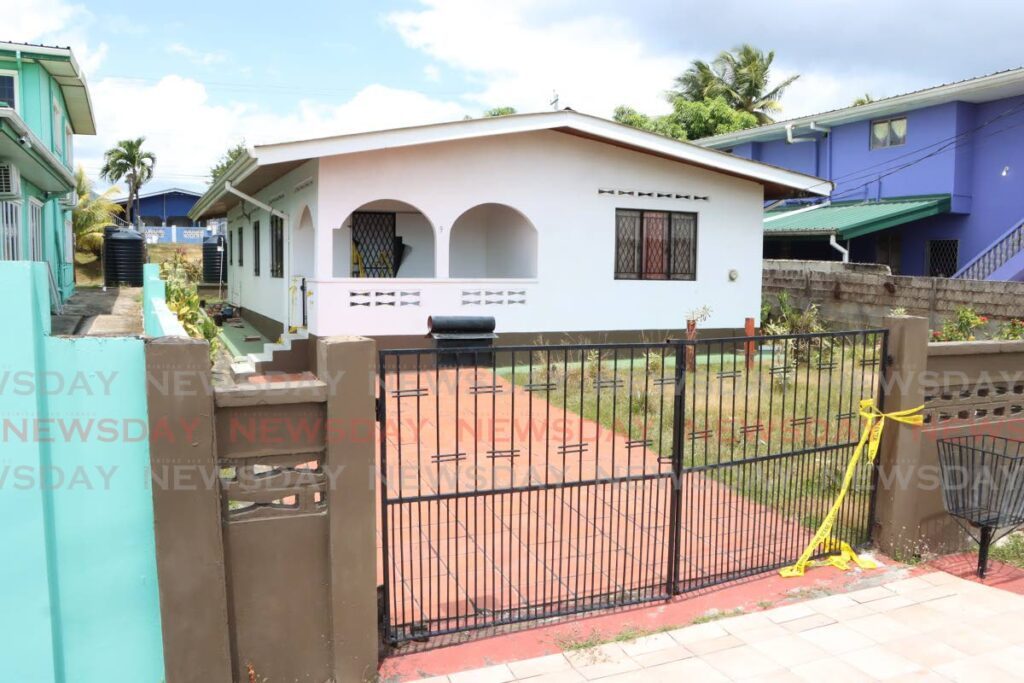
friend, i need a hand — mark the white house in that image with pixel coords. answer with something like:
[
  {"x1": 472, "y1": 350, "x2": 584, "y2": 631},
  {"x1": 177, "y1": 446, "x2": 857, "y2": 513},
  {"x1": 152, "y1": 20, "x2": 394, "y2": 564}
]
[{"x1": 190, "y1": 111, "x2": 829, "y2": 354}]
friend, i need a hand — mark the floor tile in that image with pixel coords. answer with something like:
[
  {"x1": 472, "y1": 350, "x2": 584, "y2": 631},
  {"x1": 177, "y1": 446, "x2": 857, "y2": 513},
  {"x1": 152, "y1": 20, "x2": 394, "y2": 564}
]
[
  {"x1": 797, "y1": 622, "x2": 876, "y2": 655},
  {"x1": 750, "y1": 634, "x2": 831, "y2": 668},
  {"x1": 883, "y1": 632, "x2": 968, "y2": 669},
  {"x1": 781, "y1": 613, "x2": 836, "y2": 632},
  {"x1": 839, "y1": 644, "x2": 923, "y2": 680},
  {"x1": 616, "y1": 632, "x2": 676, "y2": 657},
  {"x1": 843, "y1": 612, "x2": 912, "y2": 642},
  {"x1": 666, "y1": 621, "x2": 728, "y2": 645},
  {"x1": 846, "y1": 585, "x2": 896, "y2": 604},
  {"x1": 685, "y1": 634, "x2": 743, "y2": 656},
  {"x1": 507, "y1": 653, "x2": 571, "y2": 678},
  {"x1": 765, "y1": 603, "x2": 817, "y2": 623},
  {"x1": 449, "y1": 663, "x2": 516, "y2": 683},
  {"x1": 702, "y1": 643, "x2": 785, "y2": 679},
  {"x1": 628, "y1": 643, "x2": 694, "y2": 668}
]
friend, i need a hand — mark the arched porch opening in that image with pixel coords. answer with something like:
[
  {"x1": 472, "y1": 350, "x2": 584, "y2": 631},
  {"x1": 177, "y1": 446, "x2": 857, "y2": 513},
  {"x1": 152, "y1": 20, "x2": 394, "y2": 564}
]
[
  {"x1": 332, "y1": 199, "x2": 436, "y2": 278},
  {"x1": 448, "y1": 203, "x2": 537, "y2": 278},
  {"x1": 292, "y1": 205, "x2": 315, "y2": 277}
]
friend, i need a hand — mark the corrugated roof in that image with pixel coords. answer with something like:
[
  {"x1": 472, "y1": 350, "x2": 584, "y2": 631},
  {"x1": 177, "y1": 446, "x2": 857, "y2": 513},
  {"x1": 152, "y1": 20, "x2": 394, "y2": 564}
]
[{"x1": 764, "y1": 196, "x2": 951, "y2": 239}]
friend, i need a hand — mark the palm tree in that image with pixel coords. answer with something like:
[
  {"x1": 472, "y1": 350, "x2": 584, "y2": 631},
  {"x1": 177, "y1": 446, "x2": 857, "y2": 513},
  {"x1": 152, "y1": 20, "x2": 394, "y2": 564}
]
[
  {"x1": 71, "y1": 166, "x2": 123, "y2": 255},
  {"x1": 852, "y1": 93, "x2": 875, "y2": 106},
  {"x1": 714, "y1": 45, "x2": 799, "y2": 124},
  {"x1": 670, "y1": 45, "x2": 799, "y2": 125},
  {"x1": 99, "y1": 137, "x2": 156, "y2": 226}
]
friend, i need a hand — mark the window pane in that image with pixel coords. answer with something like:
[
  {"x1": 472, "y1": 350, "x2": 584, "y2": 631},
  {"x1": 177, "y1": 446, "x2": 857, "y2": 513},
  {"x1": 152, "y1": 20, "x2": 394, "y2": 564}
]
[
  {"x1": 870, "y1": 121, "x2": 890, "y2": 149},
  {"x1": 889, "y1": 118, "x2": 907, "y2": 146},
  {"x1": 669, "y1": 213, "x2": 697, "y2": 280},
  {"x1": 615, "y1": 209, "x2": 641, "y2": 279},
  {"x1": 642, "y1": 212, "x2": 668, "y2": 279},
  {"x1": 0, "y1": 75, "x2": 14, "y2": 109}
]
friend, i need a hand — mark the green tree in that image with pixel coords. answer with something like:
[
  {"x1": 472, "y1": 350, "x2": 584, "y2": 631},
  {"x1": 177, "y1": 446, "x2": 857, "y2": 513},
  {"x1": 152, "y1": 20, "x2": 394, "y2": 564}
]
[
  {"x1": 210, "y1": 141, "x2": 247, "y2": 182},
  {"x1": 99, "y1": 137, "x2": 156, "y2": 225},
  {"x1": 72, "y1": 166, "x2": 123, "y2": 236},
  {"x1": 483, "y1": 106, "x2": 517, "y2": 117},
  {"x1": 614, "y1": 97, "x2": 757, "y2": 141},
  {"x1": 852, "y1": 93, "x2": 874, "y2": 106},
  {"x1": 671, "y1": 44, "x2": 799, "y2": 124}
]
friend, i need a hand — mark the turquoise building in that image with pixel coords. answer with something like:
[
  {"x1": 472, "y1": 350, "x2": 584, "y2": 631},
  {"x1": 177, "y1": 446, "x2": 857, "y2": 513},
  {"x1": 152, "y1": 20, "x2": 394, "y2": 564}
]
[{"x1": 0, "y1": 41, "x2": 95, "y2": 304}]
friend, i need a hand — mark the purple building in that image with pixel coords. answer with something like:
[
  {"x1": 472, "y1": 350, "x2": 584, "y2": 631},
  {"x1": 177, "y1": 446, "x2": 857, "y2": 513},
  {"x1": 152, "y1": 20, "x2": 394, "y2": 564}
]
[{"x1": 698, "y1": 69, "x2": 1024, "y2": 281}]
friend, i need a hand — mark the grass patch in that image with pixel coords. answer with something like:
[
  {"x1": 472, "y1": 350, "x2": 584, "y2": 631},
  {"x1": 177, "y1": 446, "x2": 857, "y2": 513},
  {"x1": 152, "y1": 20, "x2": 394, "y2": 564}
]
[
  {"x1": 74, "y1": 250, "x2": 103, "y2": 286},
  {"x1": 992, "y1": 533, "x2": 1024, "y2": 568},
  {"x1": 692, "y1": 607, "x2": 744, "y2": 624}
]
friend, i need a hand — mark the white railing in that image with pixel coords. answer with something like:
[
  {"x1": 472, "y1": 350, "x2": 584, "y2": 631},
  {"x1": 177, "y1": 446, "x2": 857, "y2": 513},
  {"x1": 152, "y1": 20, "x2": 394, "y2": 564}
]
[
  {"x1": 307, "y1": 277, "x2": 536, "y2": 336},
  {"x1": 953, "y1": 217, "x2": 1024, "y2": 280}
]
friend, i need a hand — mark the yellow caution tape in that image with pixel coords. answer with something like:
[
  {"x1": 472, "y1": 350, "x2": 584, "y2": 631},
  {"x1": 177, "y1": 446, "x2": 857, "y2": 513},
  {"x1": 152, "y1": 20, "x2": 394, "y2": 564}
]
[{"x1": 780, "y1": 399, "x2": 924, "y2": 578}]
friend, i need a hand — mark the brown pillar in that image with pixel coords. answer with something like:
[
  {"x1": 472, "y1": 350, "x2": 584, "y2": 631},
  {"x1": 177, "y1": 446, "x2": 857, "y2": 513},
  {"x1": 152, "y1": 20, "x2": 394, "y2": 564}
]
[
  {"x1": 874, "y1": 315, "x2": 933, "y2": 558},
  {"x1": 145, "y1": 337, "x2": 233, "y2": 683},
  {"x1": 316, "y1": 336, "x2": 380, "y2": 682}
]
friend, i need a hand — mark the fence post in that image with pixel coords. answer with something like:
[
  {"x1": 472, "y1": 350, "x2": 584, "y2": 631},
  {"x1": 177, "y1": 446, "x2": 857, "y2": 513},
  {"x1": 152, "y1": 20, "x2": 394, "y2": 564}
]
[
  {"x1": 873, "y1": 315, "x2": 930, "y2": 558},
  {"x1": 145, "y1": 337, "x2": 233, "y2": 683},
  {"x1": 315, "y1": 336, "x2": 379, "y2": 681}
]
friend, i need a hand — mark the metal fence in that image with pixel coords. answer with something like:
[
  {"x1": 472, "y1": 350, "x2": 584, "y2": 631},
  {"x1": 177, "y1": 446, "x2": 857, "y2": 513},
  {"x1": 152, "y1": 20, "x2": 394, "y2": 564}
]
[{"x1": 377, "y1": 329, "x2": 888, "y2": 643}]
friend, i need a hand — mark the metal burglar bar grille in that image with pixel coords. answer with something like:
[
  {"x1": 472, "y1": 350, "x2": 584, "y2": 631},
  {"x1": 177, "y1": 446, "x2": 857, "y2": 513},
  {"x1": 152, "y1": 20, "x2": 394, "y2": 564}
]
[
  {"x1": 353, "y1": 212, "x2": 396, "y2": 277},
  {"x1": 378, "y1": 329, "x2": 888, "y2": 644},
  {"x1": 615, "y1": 209, "x2": 697, "y2": 280},
  {"x1": 927, "y1": 239, "x2": 959, "y2": 277},
  {"x1": 270, "y1": 215, "x2": 284, "y2": 278}
]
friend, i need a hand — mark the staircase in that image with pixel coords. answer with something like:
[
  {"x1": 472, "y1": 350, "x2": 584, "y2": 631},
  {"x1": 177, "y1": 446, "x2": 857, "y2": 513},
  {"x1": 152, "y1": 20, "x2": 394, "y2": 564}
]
[
  {"x1": 231, "y1": 327, "x2": 310, "y2": 379},
  {"x1": 954, "y1": 218, "x2": 1024, "y2": 281}
]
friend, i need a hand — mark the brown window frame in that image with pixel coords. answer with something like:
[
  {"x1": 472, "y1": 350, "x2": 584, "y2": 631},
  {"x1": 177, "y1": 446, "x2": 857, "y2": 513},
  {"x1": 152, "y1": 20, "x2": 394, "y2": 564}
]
[
  {"x1": 270, "y1": 215, "x2": 284, "y2": 278},
  {"x1": 614, "y1": 208, "x2": 698, "y2": 281},
  {"x1": 252, "y1": 220, "x2": 261, "y2": 276}
]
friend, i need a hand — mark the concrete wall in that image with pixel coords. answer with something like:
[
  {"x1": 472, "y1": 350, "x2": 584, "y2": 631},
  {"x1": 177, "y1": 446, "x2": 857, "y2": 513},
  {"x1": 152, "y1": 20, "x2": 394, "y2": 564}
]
[
  {"x1": 306, "y1": 129, "x2": 765, "y2": 337},
  {"x1": 764, "y1": 259, "x2": 1024, "y2": 328},
  {"x1": 142, "y1": 263, "x2": 187, "y2": 337},
  {"x1": 0, "y1": 261, "x2": 164, "y2": 682}
]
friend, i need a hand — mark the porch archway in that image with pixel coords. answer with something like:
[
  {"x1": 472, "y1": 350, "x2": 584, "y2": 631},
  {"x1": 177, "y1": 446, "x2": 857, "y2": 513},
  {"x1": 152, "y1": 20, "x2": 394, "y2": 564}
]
[
  {"x1": 292, "y1": 205, "x2": 315, "y2": 277},
  {"x1": 448, "y1": 203, "x2": 537, "y2": 278},
  {"x1": 333, "y1": 199, "x2": 436, "y2": 278}
]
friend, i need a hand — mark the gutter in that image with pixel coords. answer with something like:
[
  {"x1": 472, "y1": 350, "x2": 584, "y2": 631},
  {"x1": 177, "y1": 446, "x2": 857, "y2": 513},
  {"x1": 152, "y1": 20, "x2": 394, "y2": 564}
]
[{"x1": 225, "y1": 181, "x2": 288, "y2": 220}]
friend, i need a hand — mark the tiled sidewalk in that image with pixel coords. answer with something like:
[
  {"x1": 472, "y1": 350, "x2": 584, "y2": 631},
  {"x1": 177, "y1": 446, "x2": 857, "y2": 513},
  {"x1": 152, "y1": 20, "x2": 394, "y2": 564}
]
[{"x1": 409, "y1": 571, "x2": 1024, "y2": 682}]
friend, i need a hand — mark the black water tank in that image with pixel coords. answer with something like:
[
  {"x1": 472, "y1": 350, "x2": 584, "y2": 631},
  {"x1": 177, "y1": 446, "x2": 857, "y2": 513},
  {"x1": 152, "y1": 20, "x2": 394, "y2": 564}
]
[
  {"x1": 202, "y1": 234, "x2": 228, "y2": 284},
  {"x1": 103, "y1": 228, "x2": 145, "y2": 287}
]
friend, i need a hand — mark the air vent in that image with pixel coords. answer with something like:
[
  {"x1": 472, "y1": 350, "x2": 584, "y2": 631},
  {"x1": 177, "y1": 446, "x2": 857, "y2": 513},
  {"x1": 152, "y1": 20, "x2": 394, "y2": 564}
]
[{"x1": 0, "y1": 162, "x2": 21, "y2": 199}]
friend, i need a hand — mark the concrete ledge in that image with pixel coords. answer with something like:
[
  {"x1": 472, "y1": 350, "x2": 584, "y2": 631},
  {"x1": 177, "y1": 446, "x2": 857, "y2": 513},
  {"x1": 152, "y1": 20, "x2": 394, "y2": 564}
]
[
  {"x1": 213, "y1": 379, "x2": 328, "y2": 407},
  {"x1": 927, "y1": 340, "x2": 1024, "y2": 356}
]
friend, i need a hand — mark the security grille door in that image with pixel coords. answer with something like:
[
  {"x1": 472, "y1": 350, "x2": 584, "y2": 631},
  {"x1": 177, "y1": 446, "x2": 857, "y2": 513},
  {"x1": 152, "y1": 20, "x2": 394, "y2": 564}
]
[
  {"x1": 352, "y1": 212, "x2": 396, "y2": 277},
  {"x1": 927, "y1": 240, "x2": 959, "y2": 277}
]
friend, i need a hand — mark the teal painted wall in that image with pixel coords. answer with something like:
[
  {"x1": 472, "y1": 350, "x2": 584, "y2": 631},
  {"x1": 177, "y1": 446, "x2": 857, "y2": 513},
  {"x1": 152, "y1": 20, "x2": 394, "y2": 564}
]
[
  {"x1": 143, "y1": 263, "x2": 186, "y2": 337},
  {"x1": 0, "y1": 262, "x2": 165, "y2": 682}
]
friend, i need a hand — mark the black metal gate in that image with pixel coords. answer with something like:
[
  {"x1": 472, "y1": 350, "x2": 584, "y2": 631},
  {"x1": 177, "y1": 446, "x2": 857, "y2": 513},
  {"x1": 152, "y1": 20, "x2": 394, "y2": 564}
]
[{"x1": 378, "y1": 329, "x2": 888, "y2": 644}]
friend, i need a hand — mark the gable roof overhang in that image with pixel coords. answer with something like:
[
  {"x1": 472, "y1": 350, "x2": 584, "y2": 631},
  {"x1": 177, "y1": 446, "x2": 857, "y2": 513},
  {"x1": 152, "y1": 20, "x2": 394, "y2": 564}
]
[
  {"x1": 190, "y1": 111, "x2": 831, "y2": 220},
  {"x1": 0, "y1": 41, "x2": 96, "y2": 135},
  {"x1": 698, "y1": 66, "x2": 1024, "y2": 150}
]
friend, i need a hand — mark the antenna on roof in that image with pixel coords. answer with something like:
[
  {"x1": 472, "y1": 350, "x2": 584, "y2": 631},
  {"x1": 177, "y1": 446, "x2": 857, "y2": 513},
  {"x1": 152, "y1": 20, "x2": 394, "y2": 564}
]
[{"x1": 550, "y1": 91, "x2": 559, "y2": 110}]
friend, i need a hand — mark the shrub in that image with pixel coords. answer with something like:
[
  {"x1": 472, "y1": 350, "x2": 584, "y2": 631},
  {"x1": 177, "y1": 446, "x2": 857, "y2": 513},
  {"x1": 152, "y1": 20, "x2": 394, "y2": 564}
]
[
  {"x1": 996, "y1": 319, "x2": 1024, "y2": 341},
  {"x1": 160, "y1": 256, "x2": 221, "y2": 360},
  {"x1": 77, "y1": 232, "x2": 104, "y2": 257},
  {"x1": 932, "y1": 307, "x2": 987, "y2": 342}
]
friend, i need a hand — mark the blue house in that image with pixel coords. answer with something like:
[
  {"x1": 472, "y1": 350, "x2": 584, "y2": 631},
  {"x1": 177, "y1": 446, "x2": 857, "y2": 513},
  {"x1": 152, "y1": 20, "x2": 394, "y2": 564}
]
[
  {"x1": 115, "y1": 187, "x2": 216, "y2": 243},
  {"x1": 698, "y1": 68, "x2": 1024, "y2": 281}
]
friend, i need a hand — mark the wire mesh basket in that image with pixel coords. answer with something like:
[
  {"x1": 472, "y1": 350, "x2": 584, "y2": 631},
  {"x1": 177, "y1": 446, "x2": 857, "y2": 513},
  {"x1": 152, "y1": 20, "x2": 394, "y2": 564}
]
[{"x1": 937, "y1": 435, "x2": 1024, "y2": 577}]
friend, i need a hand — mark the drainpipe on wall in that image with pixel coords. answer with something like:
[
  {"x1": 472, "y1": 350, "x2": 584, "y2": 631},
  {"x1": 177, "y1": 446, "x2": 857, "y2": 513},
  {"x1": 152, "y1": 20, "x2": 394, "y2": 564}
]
[{"x1": 830, "y1": 234, "x2": 850, "y2": 263}]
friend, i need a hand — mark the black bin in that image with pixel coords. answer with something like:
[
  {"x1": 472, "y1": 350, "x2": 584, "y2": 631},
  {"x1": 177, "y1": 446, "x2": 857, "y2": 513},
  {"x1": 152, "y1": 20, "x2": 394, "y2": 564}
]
[
  {"x1": 202, "y1": 234, "x2": 228, "y2": 284},
  {"x1": 103, "y1": 228, "x2": 145, "y2": 287},
  {"x1": 428, "y1": 316, "x2": 497, "y2": 368}
]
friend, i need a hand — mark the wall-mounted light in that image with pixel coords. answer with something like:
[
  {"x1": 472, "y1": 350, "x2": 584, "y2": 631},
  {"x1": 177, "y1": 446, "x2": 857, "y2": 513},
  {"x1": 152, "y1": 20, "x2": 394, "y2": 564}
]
[
  {"x1": 728, "y1": 269, "x2": 739, "y2": 282},
  {"x1": 1002, "y1": 165, "x2": 1010, "y2": 177}
]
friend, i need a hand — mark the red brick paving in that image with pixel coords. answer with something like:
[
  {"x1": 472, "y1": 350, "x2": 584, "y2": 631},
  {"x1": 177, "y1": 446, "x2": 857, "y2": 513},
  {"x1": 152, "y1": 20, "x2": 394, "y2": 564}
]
[{"x1": 375, "y1": 368, "x2": 841, "y2": 642}]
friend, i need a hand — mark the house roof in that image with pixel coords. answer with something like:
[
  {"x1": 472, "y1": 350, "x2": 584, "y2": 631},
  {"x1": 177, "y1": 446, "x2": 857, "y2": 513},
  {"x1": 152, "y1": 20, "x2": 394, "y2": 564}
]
[
  {"x1": 697, "y1": 66, "x2": 1024, "y2": 149},
  {"x1": 190, "y1": 110, "x2": 831, "y2": 220},
  {"x1": 113, "y1": 187, "x2": 203, "y2": 204},
  {"x1": 763, "y1": 195, "x2": 952, "y2": 240},
  {"x1": 0, "y1": 41, "x2": 96, "y2": 135}
]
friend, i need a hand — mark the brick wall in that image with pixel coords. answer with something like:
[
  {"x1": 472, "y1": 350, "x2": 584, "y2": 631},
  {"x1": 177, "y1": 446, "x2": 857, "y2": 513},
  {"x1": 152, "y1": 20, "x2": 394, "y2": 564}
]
[{"x1": 764, "y1": 260, "x2": 1024, "y2": 328}]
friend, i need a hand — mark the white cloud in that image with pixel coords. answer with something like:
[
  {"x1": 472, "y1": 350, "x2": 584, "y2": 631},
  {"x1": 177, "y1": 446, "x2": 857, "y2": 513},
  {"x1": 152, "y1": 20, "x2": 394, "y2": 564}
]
[
  {"x1": 77, "y1": 76, "x2": 470, "y2": 192},
  {"x1": 387, "y1": 0, "x2": 682, "y2": 116},
  {"x1": 423, "y1": 64, "x2": 441, "y2": 82},
  {"x1": 8, "y1": 0, "x2": 109, "y2": 74},
  {"x1": 167, "y1": 42, "x2": 228, "y2": 67}
]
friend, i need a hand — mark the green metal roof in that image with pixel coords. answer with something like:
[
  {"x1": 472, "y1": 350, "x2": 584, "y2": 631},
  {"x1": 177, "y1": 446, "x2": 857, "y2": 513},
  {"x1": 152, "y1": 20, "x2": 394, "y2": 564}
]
[{"x1": 764, "y1": 195, "x2": 951, "y2": 240}]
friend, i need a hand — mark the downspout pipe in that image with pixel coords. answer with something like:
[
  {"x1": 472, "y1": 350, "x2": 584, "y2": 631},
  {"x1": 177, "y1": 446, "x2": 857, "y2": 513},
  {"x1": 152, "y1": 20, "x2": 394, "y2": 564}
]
[
  {"x1": 830, "y1": 233, "x2": 850, "y2": 263},
  {"x1": 225, "y1": 181, "x2": 288, "y2": 220}
]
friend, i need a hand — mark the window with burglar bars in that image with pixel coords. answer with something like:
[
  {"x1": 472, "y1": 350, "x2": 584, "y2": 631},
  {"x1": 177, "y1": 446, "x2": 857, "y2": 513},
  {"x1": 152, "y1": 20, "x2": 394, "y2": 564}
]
[
  {"x1": 29, "y1": 199, "x2": 42, "y2": 261},
  {"x1": 352, "y1": 211, "x2": 396, "y2": 277},
  {"x1": 1, "y1": 200, "x2": 21, "y2": 261},
  {"x1": 237, "y1": 226, "x2": 243, "y2": 267},
  {"x1": 270, "y1": 215, "x2": 284, "y2": 278},
  {"x1": 615, "y1": 209, "x2": 697, "y2": 280},
  {"x1": 252, "y1": 220, "x2": 260, "y2": 276},
  {"x1": 926, "y1": 239, "x2": 958, "y2": 277}
]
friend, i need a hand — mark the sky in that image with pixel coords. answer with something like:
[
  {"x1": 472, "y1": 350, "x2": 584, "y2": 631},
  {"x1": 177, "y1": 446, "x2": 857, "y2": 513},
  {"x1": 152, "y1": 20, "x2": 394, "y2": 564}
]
[{"x1": 10, "y1": 0, "x2": 1024, "y2": 195}]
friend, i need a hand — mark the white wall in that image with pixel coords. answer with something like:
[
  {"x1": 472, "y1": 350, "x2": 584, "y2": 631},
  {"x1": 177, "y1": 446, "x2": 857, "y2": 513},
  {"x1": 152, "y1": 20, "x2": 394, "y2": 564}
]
[
  {"x1": 449, "y1": 203, "x2": 537, "y2": 278},
  {"x1": 225, "y1": 159, "x2": 318, "y2": 328},
  {"x1": 309, "y1": 130, "x2": 765, "y2": 336}
]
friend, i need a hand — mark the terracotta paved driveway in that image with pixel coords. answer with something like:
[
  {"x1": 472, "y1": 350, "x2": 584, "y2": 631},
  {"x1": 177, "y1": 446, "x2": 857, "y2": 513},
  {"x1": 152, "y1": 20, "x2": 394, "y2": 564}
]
[{"x1": 376, "y1": 368, "x2": 828, "y2": 639}]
